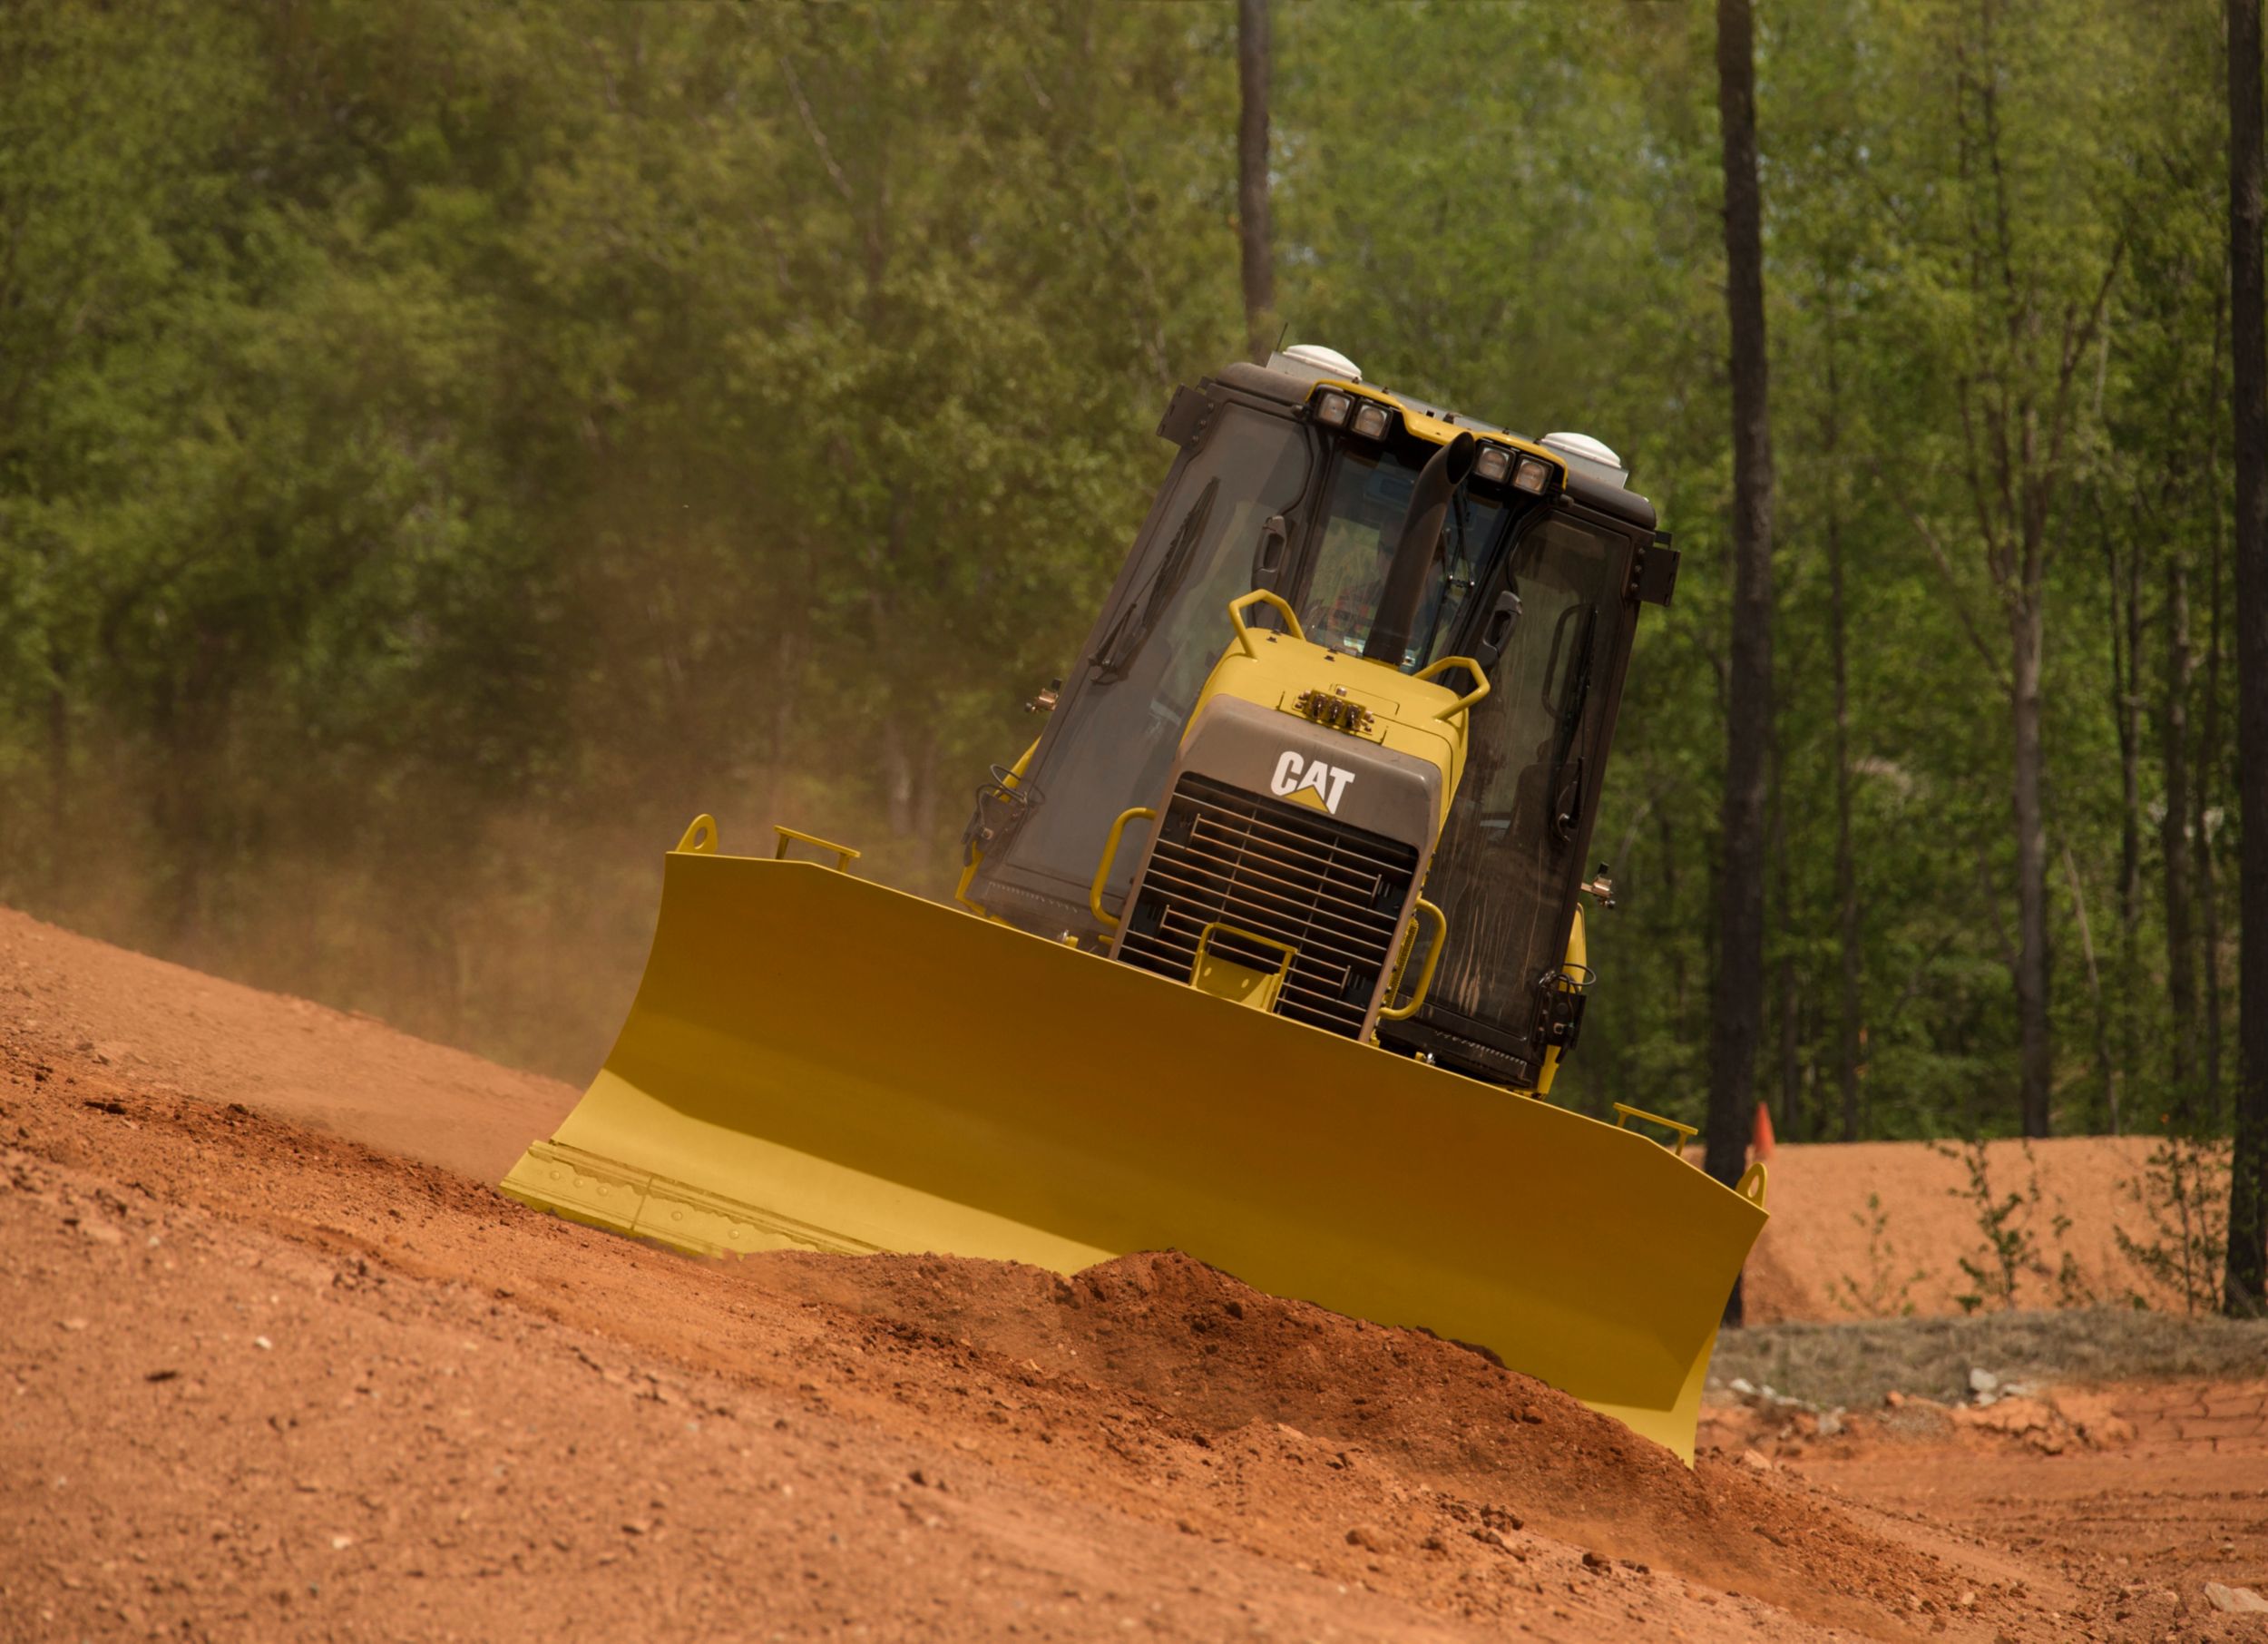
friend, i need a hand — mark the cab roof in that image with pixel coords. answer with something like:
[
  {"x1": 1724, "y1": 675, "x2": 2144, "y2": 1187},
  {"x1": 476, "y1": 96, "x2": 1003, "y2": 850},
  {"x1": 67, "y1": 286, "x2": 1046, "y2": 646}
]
[{"x1": 1208, "y1": 359, "x2": 1657, "y2": 533}]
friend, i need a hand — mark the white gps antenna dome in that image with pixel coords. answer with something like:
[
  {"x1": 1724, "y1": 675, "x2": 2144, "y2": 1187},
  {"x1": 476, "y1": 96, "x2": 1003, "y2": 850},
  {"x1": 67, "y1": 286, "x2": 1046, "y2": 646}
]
[
  {"x1": 1541, "y1": 431, "x2": 1628, "y2": 484},
  {"x1": 1267, "y1": 343, "x2": 1363, "y2": 384}
]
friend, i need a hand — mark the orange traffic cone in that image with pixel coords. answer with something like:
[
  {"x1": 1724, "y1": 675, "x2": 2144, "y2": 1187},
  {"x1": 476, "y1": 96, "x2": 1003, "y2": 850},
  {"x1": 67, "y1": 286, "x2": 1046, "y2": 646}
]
[{"x1": 1751, "y1": 1100, "x2": 1776, "y2": 1161}]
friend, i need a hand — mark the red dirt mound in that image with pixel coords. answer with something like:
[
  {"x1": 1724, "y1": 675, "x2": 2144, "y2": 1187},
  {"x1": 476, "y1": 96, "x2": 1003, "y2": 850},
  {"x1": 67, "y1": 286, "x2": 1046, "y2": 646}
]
[
  {"x1": 1, "y1": 905, "x2": 2101, "y2": 1642},
  {"x1": 1737, "y1": 1136, "x2": 2182, "y2": 1322},
  {"x1": 756, "y1": 1247, "x2": 1952, "y2": 1613},
  {"x1": 0, "y1": 905, "x2": 574, "y2": 1181}
]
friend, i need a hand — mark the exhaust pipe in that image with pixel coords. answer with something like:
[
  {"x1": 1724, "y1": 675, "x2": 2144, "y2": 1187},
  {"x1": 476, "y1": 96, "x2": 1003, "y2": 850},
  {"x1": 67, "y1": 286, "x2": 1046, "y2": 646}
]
[{"x1": 1364, "y1": 432, "x2": 1477, "y2": 670}]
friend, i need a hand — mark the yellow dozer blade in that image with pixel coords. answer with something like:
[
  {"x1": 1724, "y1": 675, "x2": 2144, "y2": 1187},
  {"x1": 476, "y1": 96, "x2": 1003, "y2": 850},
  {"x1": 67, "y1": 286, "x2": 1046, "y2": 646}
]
[{"x1": 502, "y1": 843, "x2": 1767, "y2": 1461}]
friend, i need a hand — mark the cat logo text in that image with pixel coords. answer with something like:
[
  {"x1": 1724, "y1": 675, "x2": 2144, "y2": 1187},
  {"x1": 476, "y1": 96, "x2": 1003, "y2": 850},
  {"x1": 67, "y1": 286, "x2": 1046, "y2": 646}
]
[{"x1": 1270, "y1": 751, "x2": 1356, "y2": 815}]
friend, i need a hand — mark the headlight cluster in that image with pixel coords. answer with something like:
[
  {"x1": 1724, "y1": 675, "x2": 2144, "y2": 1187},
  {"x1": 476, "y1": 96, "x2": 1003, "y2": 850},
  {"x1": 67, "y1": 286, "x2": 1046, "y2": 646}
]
[
  {"x1": 1311, "y1": 390, "x2": 1393, "y2": 442},
  {"x1": 1309, "y1": 390, "x2": 1558, "y2": 494},
  {"x1": 1472, "y1": 445, "x2": 1554, "y2": 494}
]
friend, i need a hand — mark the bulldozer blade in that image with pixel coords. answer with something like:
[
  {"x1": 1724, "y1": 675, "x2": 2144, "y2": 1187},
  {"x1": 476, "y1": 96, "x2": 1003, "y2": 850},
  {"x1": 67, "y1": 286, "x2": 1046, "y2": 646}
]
[{"x1": 501, "y1": 847, "x2": 1767, "y2": 1462}]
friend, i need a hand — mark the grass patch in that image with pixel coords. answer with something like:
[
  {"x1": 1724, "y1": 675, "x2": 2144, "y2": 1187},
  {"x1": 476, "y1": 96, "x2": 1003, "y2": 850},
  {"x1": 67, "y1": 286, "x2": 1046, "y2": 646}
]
[{"x1": 1706, "y1": 1307, "x2": 2268, "y2": 1410}]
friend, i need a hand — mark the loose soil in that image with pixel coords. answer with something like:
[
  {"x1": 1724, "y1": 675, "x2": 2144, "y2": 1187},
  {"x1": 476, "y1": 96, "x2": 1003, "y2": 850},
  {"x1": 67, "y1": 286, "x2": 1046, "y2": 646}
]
[{"x1": 4, "y1": 906, "x2": 2263, "y2": 1641}]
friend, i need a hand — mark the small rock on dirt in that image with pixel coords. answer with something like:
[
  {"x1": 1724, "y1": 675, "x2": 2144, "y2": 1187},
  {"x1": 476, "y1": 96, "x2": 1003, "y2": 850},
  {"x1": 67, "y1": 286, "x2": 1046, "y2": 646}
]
[
  {"x1": 1968, "y1": 1367, "x2": 1999, "y2": 1398},
  {"x1": 1345, "y1": 1525, "x2": 1383, "y2": 1551},
  {"x1": 1738, "y1": 1448, "x2": 1774, "y2": 1472},
  {"x1": 2204, "y1": 1582, "x2": 2268, "y2": 1615}
]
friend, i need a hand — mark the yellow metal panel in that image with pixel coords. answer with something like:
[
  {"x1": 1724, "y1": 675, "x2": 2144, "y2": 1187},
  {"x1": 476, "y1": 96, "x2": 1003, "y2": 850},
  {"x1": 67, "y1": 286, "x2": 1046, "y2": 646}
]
[
  {"x1": 500, "y1": 852, "x2": 1765, "y2": 1463},
  {"x1": 1188, "y1": 921, "x2": 1295, "y2": 1012},
  {"x1": 1192, "y1": 628, "x2": 1468, "y2": 811}
]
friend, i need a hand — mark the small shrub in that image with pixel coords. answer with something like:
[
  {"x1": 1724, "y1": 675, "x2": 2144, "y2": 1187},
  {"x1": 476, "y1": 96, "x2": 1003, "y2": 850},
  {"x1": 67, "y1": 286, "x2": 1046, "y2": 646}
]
[
  {"x1": 2113, "y1": 1122, "x2": 2230, "y2": 1316},
  {"x1": 1933, "y1": 1138, "x2": 2060, "y2": 1314},
  {"x1": 1826, "y1": 1192, "x2": 1928, "y2": 1318}
]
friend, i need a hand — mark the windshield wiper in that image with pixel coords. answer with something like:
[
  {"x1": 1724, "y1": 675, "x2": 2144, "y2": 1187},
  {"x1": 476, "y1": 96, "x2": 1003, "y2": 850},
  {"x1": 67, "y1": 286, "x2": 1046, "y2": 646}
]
[
  {"x1": 1093, "y1": 478, "x2": 1217, "y2": 680},
  {"x1": 1547, "y1": 607, "x2": 1598, "y2": 840}
]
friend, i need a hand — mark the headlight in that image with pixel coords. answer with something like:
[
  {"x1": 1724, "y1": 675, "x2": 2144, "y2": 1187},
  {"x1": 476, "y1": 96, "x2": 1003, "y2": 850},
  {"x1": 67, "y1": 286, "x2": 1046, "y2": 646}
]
[
  {"x1": 1351, "y1": 402, "x2": 1392, "y2": 440},
  {"x1": 1313, "y1": 390, "x2": 1352, "y2": 428},
  {"x1": 1473, "y1": 446, "x2": 1511, "y2": 484},
  {"x1": 1512, "y1": 455, "x2": 1551, "y2": 494}
]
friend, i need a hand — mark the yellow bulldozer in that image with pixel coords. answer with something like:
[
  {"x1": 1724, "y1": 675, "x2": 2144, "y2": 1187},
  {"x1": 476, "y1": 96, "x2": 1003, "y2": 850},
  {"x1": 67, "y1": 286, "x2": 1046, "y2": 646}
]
[{"x1": 501, "y1": 345, "x2": 1768, "y2": 1462}]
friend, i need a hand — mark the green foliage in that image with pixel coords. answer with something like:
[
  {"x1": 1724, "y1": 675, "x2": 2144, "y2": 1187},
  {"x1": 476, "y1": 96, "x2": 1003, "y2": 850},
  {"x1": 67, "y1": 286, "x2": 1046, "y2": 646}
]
[
  {"x1": 1932, "y1": 1138, "x2": 2084, "y2": 1313},
  {"x1": 1826, "y1": 1192, "x2": 1929, "y2": 1319},
  {"x1": 0, "y1": 0, "x2": 2242, "y2": 1114},
  {"x1": 2115, "y1": 1125, "x2": 2232, "y2": 1315}
]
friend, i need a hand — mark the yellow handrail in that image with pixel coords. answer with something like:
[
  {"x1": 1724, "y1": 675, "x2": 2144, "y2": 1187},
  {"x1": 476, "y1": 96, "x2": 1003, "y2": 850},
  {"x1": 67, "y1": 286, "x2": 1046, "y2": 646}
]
[
  {"x1": 1412, "y1": 654, "x2": 1492, "y2": 722},
  {"x1": 1613, "y1": 1103, "x2": 1699, "y2": 1151},
  {"x1": 1088, "y1": 807, "x2": 1157, "y2": 929},
  {"x1": 773, "y1": 826, "x2": 862, "y2": 873},
  {"x1": 1376, "y1": 897, "x2": 1448, "y2": 1022},
  {"x1": 1227, "y1": 588, "x2": 1306, "y2": 658}
]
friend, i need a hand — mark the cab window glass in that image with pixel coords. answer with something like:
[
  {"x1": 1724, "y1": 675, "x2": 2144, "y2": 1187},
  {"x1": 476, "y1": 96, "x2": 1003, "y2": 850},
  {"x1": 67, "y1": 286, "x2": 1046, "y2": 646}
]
[
  {"x1": 1298, "y1": 445, "x2": 1501, "y2": 670},
  {"x1": 1423, "y1": 515, "x2": 1624, "y2": 1031},
  {"x1": 1001, "y1": 406, "x2": 1313, "y2": 902}
]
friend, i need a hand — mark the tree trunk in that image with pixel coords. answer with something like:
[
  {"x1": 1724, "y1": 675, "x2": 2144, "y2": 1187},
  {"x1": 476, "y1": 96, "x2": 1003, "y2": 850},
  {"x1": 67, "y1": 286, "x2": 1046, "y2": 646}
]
[
  {"x1": 2009, "y1": 589, "x2": 2053, "y2": 1138},
  {"x1": 1707, "y1": 0, "x2": 1775, "y2": 1327},
  {"x1": 2062, "y1": 840, "x2": 2116, "y2": 1135},
  {"x1": 2227, "y1": 0, "x2": 2268, "y2": 1317},
  {"x1": 2106, "y1": 513, "x2": 2143, "y2": 1123},
  {"x1": 1826, "y1": 314, "x2": 1863, "y2": 1142},
  {"x1": 2201, "y1": 470, "x2": 2229, "y2": 1126},
  {"x1": 2165, "y1": 548, "x2": 2199, "y2": 1107},
  {"x1": 880, "y1": 718, "x2": 917, "y2": 839},
  {"x1": 1236, "y1": 0, "x2": 1275, "y2": 363},
  {"x1": 1770, "y1": 747, "x2": 1802, "y2": 1139}
]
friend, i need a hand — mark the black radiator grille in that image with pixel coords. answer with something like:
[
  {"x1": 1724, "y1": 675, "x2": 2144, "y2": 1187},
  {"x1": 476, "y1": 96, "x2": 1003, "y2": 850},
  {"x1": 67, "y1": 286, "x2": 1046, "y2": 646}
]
[{"x1": 1116, "y1": 773, "x2": 1420, "y2": 1038}]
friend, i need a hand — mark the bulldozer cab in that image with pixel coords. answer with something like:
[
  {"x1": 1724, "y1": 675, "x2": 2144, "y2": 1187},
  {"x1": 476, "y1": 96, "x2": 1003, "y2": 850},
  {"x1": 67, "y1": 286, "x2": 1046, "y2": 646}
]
[{"x1": 963, "y1": 356, "x2": 1674, "y2": 1091}]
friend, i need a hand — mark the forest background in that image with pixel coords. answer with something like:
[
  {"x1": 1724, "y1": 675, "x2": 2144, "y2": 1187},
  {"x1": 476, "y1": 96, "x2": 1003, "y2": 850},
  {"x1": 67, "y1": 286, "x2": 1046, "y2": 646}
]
[{"x1": 0, "y1": 0, "x2": 2244, "y2": 1153}]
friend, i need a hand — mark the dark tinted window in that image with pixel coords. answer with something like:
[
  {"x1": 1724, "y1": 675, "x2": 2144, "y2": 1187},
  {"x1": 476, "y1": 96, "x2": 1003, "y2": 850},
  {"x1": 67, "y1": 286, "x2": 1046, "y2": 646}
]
[
  {"x1": 1422, "y1": 514, "x2": 1627, "y2": 1030},
  {"x1": 995, "y1": 406, "x2": 1313, "y2": 908},
  {"x1": 1297, "y1": 446, "x2": 1503, "y2": 670}
]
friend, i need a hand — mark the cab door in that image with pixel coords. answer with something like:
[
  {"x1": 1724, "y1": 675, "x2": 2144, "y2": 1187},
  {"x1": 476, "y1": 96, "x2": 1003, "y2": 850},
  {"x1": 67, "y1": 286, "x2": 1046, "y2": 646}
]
[
  {"x1": 963, "y1": 400, "x2": 1315, "y2": 937},
  {"x1": 1377, "y1": 502, "x2": 1643, "y2": 1086}
]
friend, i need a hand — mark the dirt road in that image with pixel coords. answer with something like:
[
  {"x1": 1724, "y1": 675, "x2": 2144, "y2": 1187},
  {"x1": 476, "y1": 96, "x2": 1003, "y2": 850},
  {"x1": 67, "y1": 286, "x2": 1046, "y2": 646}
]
[{"x1": 4, "y1": 907, "x2": 2263, "y2": 1641}]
